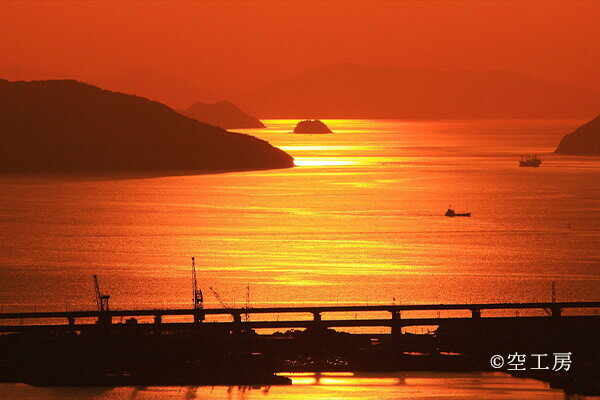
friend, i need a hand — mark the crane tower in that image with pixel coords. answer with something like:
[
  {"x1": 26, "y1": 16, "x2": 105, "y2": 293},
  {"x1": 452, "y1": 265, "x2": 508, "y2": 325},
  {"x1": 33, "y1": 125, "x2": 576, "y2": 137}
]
[
  {"x1": 192, "y1": 257, "x2": 204, "y2": 309},
  {"x1": 93, "y1": 275, "x2": 110, "y2": 312}
]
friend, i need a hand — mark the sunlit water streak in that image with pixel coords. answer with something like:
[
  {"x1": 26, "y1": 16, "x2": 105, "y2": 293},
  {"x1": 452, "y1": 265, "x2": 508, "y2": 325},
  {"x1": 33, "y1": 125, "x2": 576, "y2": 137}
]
[{"x1": 1, "y1": 119, "x2": 597, "y2": 312}]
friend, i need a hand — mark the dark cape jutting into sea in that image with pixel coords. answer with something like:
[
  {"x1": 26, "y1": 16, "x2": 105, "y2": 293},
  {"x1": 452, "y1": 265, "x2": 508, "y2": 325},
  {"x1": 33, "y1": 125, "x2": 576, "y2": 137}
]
[
  {"x1": 555, "y1": 114, "x2": 600, "y2": 155},
  {"x1": 0, "y1": 79, "x2": 293, "y2": 172}
]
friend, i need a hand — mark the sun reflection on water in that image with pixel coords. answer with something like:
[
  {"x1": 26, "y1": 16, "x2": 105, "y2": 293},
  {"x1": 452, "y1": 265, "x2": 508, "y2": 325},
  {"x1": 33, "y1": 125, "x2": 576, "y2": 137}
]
[
  {"x1": 282, "y1": 372, "x2": 399, "y2": 386},
  {"x1": 293, "y1": 158, "x2": 356, "y2": 167}
]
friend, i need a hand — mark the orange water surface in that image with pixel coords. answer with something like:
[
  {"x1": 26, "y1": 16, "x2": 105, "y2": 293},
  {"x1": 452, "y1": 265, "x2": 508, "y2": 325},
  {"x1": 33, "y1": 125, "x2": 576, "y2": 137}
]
[{"x1": 1, "y1": 119, "x2": 598, "y2": 313}]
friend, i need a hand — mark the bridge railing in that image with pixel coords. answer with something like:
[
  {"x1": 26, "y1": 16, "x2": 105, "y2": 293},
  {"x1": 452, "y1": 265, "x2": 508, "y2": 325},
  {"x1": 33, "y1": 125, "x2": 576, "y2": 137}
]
[{"x1": 0, "y1": 301, "x2": 598, "y2": 330}]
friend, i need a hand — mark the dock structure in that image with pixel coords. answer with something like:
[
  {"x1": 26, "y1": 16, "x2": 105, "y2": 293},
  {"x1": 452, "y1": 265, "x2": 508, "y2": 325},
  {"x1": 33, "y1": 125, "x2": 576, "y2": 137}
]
[{"x1": 0, "y1": 301, "x2": 598, "y2": 333}]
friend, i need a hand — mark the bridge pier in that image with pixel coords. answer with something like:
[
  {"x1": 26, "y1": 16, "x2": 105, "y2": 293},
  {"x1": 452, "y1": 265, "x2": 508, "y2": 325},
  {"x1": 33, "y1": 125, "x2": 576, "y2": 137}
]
[
  {"x1": 391, "y1": 310, "x2": 402, "y2": 336},
  {"x1": 468, "y1": 308, "x2": 484, "y2": 367},
  {"x1": 311, "y1": 311, "x2": 325, "y2": 332},
  {"x1": 309, "y1": 312, "x2": 326, "y2": 371},
  {"x1": 193, "y1": 310, "x2": 205, "y2": 323},
  {"x1": 96, "y1": 313, "x2": 112, "y2": 326},
  {"x1": 551, "y1": 307, "x2": 562, "y2": 318},
  {"x1": 232, "y1": 313, "x2": 242, "y2": 324},
  {"x1": 232, "y1": 313, "x2": 242, "y2": 335}
]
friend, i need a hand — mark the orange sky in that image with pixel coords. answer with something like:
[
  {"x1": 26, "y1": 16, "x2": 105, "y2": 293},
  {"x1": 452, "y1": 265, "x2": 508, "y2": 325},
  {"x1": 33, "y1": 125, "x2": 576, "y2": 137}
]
[{"x1": 1, "y1": 0, "x2": 599, "y2": 95}]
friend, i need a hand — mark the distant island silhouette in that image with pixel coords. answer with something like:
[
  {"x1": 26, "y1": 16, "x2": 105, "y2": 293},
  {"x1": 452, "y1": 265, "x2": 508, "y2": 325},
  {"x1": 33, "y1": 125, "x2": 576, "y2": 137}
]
[
  {"x1": 94, "y1": 66, "x2": 221, "y2": 109},
  {"x1": 5, "y1": 65, "x2": 600, "y2": 120},
  {"x1": 0, "y1": 79, "x2": 293, "y2": 172},
  {"x1": 180, "y1": 100, "x2": 265, "y2": 129},
  {"x1": 292, "y1": 119, "x2": 332, "y2": 134},
  {"x1": 555, "y1": 115, "x2": 600, "y2": 155},
  {"x1": 238, "y1": 64, "x2": 600, "y2": 119}
]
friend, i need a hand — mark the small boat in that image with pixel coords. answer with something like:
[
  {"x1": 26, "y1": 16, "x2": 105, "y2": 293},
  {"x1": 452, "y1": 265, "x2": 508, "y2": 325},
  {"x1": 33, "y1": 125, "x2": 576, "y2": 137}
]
[
  {"x1": 445, "y1": 208, "x2": 471, "y2": 217},
  {"x1": 519, "y1": 155, "x2": 542, "y2": 167}
]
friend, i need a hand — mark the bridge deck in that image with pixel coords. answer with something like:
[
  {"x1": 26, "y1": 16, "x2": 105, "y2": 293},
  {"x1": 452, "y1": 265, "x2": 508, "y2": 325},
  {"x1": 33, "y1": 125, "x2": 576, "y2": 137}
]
[
  {"x1": 0, "y1": 301, "x2": 598, "y2": 333},
  {"x1": 0, "y1": 315, "x2": 598, "y2": 334},
  {"x1": 1, "y1": 301, "x2": 598, "y2": 320}
]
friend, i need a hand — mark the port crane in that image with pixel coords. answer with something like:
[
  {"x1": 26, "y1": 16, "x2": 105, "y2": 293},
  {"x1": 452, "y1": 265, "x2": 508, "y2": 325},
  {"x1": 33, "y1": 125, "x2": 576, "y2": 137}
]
[
  {"x1": 209, "y1": 287, "x2": 229, "y2": 309},
  {"x1": 209, "y1": 287, "x2": 243, "y2": 324},
  {"x1": 192, "y1": 258, "x2": 250, "y2": 323},
  {"x1": 191, "y1": 257, "x2": 204, "y2": 310},
  {"x1": 211, "y1": 285, "x2": 253, "y2": 323},
  {"x1": 93, "y1": 275, "x2": 110, "y2": 312},
  {"x1": 245, "y1": 284, "x2": 251, "y2": 322},
  {"x1": 544, "y1": 281, "x2": 558, "y2": 316}
]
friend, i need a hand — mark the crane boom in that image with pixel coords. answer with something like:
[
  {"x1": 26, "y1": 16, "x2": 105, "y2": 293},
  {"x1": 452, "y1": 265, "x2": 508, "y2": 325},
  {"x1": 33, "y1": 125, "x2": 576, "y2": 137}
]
[
  {"x1": 244, "y1": 284, "x2": 250, "y2": 322},
  {"x1": 192, "y1": 257, "x2": 203, "y2": 309},
  {"x1": 209, "y1": 286, "x2": 229, "y2": 308},
  {"x1": 93, "y1": 275, "x2": 101, "y2": 310}
]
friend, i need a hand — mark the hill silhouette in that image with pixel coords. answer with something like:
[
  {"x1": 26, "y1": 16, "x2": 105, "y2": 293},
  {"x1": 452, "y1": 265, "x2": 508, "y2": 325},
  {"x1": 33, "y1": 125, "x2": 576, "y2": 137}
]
[
  {"x1": 0, "y1": 79, "x2": 293, "y2": 172},
  {"x1": 555, "y1": 115, "x2": 600, "y2": 155},
  {"x1": 237, "y1": 64, "x2": 600, "y2": 119},
  {"x1": 94, "y1": 67, "x2": 221, "y2": 109},
  {"x1": 180, "y1": 100, "x2": 265, "y2": 129},
  {"x1": 0, "y1": 66, "x2": 224, "y2": 109}
]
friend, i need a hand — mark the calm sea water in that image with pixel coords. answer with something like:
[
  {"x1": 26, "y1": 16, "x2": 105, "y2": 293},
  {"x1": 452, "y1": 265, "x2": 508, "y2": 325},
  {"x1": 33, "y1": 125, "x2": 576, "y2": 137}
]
[{"x1": 0, "y1": 119, "x2": 599, "y2": 399}]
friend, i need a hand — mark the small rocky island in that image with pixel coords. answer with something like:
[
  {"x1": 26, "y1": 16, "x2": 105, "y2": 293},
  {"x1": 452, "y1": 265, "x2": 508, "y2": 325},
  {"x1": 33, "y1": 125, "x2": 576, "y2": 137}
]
[
  {"x1": 0, "y1": 79, "x2": 293, "y2": 172},
  {"x1": 292, "y1": 119, "x2": 333, "y2": 134},
  {"x1": 180, "y1": 100, "x2": 265, "y2": 129},
  {"x1": 555, "y1": 115, "x2": 600, "y2": 155}
]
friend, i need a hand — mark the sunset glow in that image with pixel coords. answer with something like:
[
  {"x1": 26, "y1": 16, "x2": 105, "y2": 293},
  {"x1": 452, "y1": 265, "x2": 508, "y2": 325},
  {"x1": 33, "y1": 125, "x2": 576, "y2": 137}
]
[{"x1": 1, "y1": 1, "x2": 599, "y2": 398}]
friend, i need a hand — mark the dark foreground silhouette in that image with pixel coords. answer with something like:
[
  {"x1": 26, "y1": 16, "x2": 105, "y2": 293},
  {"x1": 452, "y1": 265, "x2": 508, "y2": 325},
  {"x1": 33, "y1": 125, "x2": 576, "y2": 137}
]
[
  {"x1": 555, "y1": 115, "x2": 600, "y2": 155},
  {"x1": 0, "y1": 305, "x2": 598, "y2": 394},
  {"x1": 180, "y1": 100, "x2": 266, "y2": 129},
  {"x1": 0, "y1": 79, "x2": 293, "y2": 172},
  {"x1": 292, "y1": 119, "x2": 333, "y2": 134}
]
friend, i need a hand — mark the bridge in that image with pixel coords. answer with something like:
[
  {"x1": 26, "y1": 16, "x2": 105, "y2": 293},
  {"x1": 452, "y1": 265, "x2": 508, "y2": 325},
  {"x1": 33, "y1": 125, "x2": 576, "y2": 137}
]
[{"x1": 0, "y1": 301, "x2": 598, "y2": 334}]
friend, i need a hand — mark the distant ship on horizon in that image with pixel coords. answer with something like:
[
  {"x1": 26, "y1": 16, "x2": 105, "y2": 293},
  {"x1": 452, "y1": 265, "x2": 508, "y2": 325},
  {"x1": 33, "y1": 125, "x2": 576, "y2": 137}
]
[
  {"x1": 445, "y1": 207, "x2": 471, "y2": 217},
  {"x1": 519, "y1": 155, "x2": 542, "y2": 167}
]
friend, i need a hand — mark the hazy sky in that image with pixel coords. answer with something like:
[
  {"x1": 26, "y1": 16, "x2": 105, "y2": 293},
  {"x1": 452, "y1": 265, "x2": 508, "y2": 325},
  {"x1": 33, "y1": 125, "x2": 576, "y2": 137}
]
[{"x1": 1, "y1": 0, "x2": 599, "y2": 94}]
